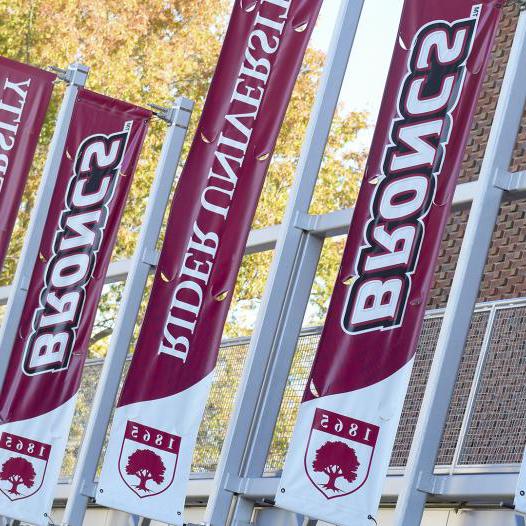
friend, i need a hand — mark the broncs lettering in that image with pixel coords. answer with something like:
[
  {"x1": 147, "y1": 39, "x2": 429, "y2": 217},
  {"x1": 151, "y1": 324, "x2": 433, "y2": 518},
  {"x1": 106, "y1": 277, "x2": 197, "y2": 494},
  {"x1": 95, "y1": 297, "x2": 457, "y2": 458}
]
[
  {"x1": 23, "y1": 124, "x2": 131, "y2": 375},
  {"x1": 342, "y1": 12, "x2": 478, "y2": 334}
]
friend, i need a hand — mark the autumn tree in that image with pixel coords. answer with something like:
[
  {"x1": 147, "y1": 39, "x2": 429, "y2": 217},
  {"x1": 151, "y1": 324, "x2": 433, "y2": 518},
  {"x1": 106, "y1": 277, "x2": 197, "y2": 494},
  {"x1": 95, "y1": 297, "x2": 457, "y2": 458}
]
[
  {"x1": 312, "y1": 441, "x2": 360, "y2": 492},
  {"x1": 125, "y1": 449, "x2": 165, "y2": 492},
  {"x1": 0, "y1": 457, "x2": 36, "y2": 495}
]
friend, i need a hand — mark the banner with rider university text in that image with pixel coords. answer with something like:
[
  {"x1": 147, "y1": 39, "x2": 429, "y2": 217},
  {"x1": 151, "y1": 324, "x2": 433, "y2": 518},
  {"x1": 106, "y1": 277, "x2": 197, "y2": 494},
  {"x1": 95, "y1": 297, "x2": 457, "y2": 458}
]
[
  {"x1": 97, "y1": 0, "x2": 323, "y2": 523},
  {"x1": 0, "y1": 89, "x2": 150, "y2": 526},
  {"x1": 276, "y1": 1, "x2": 501, "y2": 525},
  {"x1": 0, "y1": 57, "x2": 55, "y2": 271}
]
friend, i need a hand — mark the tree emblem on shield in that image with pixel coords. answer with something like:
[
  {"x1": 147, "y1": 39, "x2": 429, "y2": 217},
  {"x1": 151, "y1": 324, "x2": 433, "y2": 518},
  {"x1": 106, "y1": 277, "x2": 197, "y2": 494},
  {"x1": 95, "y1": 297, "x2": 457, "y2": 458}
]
[
  {"x1": 118, "y1": 421, "x2": 180, "y2": 499},
  {"x1": 125, "y1": 449, "x2": 166, "y2": 493},
  {"x1": 312, "y1": 441, "x2": 360, "y2": 492},
  {"x1": 304, "y1": 408, "x2": 379, "y2": 499},
  {"x1": 0, "y1": 432, "x2": 51, "y2": 501}
]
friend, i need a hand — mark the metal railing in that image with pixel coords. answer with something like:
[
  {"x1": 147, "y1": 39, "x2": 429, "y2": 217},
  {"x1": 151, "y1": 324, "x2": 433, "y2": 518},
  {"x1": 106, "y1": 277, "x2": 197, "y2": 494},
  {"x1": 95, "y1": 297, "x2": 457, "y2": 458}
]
[{"x1": 61, "y1": 297, "x2": 526, "y2": 481}]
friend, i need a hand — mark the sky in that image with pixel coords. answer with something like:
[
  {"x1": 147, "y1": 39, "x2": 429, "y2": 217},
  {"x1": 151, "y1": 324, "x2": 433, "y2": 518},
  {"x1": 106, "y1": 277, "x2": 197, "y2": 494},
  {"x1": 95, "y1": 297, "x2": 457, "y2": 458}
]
[{"x1": 311, "y1": 0, "x2": 404, "y2": 122}]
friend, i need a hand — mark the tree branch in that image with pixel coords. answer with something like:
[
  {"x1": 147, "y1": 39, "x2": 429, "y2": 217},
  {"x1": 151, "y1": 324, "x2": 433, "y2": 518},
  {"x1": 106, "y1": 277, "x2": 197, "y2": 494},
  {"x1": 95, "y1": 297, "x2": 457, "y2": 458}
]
[{"x1": 89, "y1": 327, "x2": 113, "y2": 346}]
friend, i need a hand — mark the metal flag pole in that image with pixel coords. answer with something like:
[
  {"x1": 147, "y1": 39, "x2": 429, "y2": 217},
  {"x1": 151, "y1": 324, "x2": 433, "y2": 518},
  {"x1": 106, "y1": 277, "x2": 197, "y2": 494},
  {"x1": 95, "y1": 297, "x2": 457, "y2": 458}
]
[
  {"x1": 0, "y1": 63, "x2": 89, "y2": 389},
  {"x1": 203, "y1": 1, "x2": 364, "y2": 525},
  {"x1": 394, "y1": 9, "x2": 526, "y2": 526},
  {"x1": 62, "y1": 97, "x2": 194, "y2": 526}
]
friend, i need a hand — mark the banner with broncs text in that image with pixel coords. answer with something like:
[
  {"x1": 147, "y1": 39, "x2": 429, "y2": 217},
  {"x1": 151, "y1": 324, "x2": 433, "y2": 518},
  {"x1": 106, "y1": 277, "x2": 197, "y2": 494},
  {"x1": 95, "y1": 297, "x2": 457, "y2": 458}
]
[
  {"x1": 0, "y1": 89, "x2": 150, "y2": 526},
  {"x1": 0, "y1": 57, "x2": 56, "y2": 271},
  {"x1": 276, "y1": 2, "x2": 501, "y2": 525},
  {"x1": 96, "y1": 0, "x2": 323, "y2": 523}
]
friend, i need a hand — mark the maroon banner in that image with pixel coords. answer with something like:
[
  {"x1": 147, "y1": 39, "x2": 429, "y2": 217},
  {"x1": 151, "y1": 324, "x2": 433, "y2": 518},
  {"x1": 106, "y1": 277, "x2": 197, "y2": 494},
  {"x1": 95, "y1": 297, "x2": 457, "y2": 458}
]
[
  {"x1": 0, "y1": 57, "x2": 55, "y2": 271},
  {"x1": 97, "y1": 0, "x2": 323, "y2": 522},
  {"x1": 0, "y1": 88, "x2": 150, "y2": 526},
  {"x1": 276, "y1": 2, "x2": 502, "y2": 525}
]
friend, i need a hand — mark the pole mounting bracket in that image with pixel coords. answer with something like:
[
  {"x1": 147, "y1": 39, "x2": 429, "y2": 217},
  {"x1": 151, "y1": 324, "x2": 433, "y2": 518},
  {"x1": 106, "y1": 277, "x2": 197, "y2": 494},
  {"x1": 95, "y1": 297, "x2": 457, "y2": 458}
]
[
  {"x1": 224, "y1": 473, "x2": 251, "y2": 495},
  {"x1": 49, "y1": 64, "x2": 89, "y2": 87},
  {"x1": 293, "y1": 211, "x2": 317, "y2": 233},
  {"x1": 148, "y1": 98, "x2": 194, "y2": 128},
  {"x1": 142, "y1": 248, "x2": 160, "y2": 268},
  {"x1": 493, "y1": 168, "x2": 526, "y2": 192},
  {"x1": 79, "y1": 479, "x2": 97, "y2": 499},
  {"x1": 416, "y1": 472, "x2": 446, "y2": 495},
  {"x1": 148, "y1": 103, "x2": 177, "y2": 124}
]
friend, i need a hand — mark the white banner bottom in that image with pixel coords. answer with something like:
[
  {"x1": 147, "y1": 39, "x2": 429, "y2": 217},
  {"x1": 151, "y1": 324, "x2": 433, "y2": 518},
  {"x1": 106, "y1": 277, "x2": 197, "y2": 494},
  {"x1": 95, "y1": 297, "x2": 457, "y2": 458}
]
[
  {"x1": 275, "y1": 359, "x2": 414, "y2": 526},
  {"x1": 0, "y1": 397, "x2": 77, "y2": 526},
  {"x1": 97, "y1": 373, "x2": 214, "y2": 525}
]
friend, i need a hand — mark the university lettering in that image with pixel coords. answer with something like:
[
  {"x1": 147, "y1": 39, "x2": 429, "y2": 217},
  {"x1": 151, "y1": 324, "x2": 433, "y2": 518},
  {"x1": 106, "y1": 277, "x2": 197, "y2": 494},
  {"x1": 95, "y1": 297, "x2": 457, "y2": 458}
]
[
  {"x1": 159, "y1": 0, "x2": 291, "y2": 362},
  {"x1": 0, "y1": 77, "x2": 31, "y2": 191}
]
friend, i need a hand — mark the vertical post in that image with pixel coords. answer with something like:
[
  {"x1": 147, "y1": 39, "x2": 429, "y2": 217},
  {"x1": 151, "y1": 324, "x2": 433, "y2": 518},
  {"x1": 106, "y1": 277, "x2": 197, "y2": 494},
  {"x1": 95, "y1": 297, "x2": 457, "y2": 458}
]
[
  {"x1": 204, "y1": 1, "x2": 364, "y2": 525},
  {"x1": 62, "y1": 98, "x2": 194, "y2": 526},
  {"x1": 448, "y1": 304, "x2": 497, "y2": 473},
  {"x1": 394, "y1": 10, "x2": 526, "y2": 526},
  {"x1": 0, "y1": 63, "x2": 89, "y2": 388}
]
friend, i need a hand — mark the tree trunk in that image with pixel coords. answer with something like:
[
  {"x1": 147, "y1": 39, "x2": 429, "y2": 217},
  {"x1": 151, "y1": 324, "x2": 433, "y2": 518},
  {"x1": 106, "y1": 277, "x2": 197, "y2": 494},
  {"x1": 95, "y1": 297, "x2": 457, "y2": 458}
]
[
  {"x1": 323, "y1": 472, "x2": 341, "y2": 492},
  {"x1": 136, "y1": 473, "x2": 150, "y2": 491},
  {"x1": 9, "y1": 480, "x2": 22, "y2": 495}
]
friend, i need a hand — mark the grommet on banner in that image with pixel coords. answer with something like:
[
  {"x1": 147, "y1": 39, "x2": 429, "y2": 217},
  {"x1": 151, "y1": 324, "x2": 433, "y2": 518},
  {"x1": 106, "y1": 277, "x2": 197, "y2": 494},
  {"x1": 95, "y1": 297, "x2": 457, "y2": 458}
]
[
  {"x1": 240, "y1": 0, "x2": 257, "y2": 12},
  {"x1": 309, "y1": 379, "x2": 320, "y2": 398},
  {"x1": 342, "y1": 276, "x2": 357, "y2": 286},
  {"x1": 201, "y1": 132, "x2": 213, "y2": 144},
  {"x1": 44, "y1": 510, "x2": 59, "y2": 526},
  {"x1": 215, "y1": 291, "x2": 229, "y2": 302},
  {"x1": 257, "y1": 152, "x2": 270, "y2": 161},
  {"x1": 294, "y1": 21, "x2": 309, "y2": 32}
]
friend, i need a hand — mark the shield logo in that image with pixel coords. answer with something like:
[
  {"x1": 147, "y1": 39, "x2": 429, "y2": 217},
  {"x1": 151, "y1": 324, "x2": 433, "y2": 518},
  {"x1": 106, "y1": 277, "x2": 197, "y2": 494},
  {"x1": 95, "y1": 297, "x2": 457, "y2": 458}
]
[
  {"x1": 118, "y1": 420, "x2": 180, "y2": 499},
  {"x1": 304, "y1": 408, "x2": 379, "y2": 499},
  {"x1": 0, "y1": 432, "x2": 50, "y2": 501}
]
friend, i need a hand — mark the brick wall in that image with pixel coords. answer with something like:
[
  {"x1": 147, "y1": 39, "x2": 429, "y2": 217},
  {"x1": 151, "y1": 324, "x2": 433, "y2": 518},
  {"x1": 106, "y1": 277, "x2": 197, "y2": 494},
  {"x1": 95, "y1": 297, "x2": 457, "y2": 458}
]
[{"x1": 428, "y1": 4, "x2": 526, "y2": 309}]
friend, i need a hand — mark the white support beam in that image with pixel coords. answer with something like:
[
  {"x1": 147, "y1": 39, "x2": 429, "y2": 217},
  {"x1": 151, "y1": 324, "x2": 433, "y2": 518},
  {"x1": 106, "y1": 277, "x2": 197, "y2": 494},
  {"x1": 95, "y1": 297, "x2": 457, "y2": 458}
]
[
  {"x1": 53, "y1": 469, "x2": 520, "y2": 509},
  {"x1": 2, "y1": 175, "x2": 524, "y2": 308}
]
